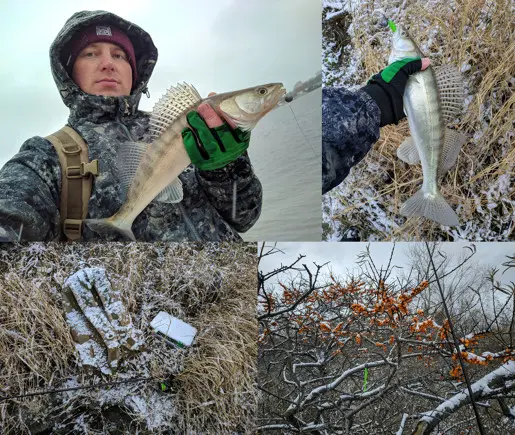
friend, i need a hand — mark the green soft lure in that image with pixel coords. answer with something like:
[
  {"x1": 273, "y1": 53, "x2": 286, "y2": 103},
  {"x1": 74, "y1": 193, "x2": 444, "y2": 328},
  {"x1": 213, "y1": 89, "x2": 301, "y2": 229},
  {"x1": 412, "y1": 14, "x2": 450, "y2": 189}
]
[
  {"x1": 388, "y1": 19, "x2": 397, "y2": 33},
  {"x1": 363, "y1": 367, "x2": 369, "y2": 392}
]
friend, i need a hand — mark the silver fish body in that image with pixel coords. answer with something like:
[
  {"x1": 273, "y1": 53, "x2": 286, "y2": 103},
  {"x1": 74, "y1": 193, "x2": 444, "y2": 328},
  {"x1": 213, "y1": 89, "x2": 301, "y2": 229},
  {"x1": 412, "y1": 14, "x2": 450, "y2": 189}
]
[
  {"x1": 404, "y1": 68, "x2": 445, "y2": 203},
  {"x1": 390, "y1": 25, "x2": 461, "y2": 227}
]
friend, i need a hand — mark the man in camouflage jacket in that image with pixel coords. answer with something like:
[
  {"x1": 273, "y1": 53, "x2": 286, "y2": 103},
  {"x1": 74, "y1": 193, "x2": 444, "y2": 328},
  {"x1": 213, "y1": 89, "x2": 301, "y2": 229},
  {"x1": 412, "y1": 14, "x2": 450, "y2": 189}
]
[
  {"x1": 0, "y1": 10, "x2": 262, "y2": 241},
  {"x1": 322, "y1": 58, "x2": 430, "y2": 194}
]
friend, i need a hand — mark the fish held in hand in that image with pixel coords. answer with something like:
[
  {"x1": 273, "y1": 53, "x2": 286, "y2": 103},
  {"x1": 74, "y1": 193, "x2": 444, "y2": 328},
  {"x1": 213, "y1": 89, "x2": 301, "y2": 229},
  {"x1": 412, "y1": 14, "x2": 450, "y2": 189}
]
[
  {"x1": 85, "y1": 82, "x2": 286, "y2": 240},
  {"x1": 390, "y1": 25, "x2": 466, "y2": 227}
]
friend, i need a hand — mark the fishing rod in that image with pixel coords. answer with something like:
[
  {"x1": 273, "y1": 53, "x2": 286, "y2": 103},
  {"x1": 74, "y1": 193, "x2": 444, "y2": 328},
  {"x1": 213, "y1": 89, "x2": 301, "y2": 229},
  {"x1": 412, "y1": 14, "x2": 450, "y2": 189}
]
[{"x1": 0, "y1": 375, "x2": 173, "y2": 402}]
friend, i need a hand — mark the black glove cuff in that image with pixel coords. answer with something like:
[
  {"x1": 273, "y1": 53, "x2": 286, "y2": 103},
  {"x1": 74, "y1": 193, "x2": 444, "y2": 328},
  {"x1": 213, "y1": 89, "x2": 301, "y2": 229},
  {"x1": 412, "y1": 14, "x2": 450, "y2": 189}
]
[{"x1": 362, "y1": 82, "x2": 395, "y2": 127}]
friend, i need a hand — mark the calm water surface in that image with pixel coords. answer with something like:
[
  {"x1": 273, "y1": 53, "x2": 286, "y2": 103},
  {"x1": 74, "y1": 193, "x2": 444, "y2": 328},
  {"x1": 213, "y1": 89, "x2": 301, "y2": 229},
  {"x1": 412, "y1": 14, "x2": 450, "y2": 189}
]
[{"x1": 243, "y1": 88, "x2": 321, "y2": 241}]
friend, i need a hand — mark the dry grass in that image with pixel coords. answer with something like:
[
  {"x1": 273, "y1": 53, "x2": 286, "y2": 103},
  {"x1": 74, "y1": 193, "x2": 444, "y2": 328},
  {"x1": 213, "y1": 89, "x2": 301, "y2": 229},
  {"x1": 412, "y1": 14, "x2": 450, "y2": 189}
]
[
  {"x1": 0, "y1": 242, "x2": 257, "y2": 434},
  {"x1": 323, "y1": 0, "x2": 515, "y2": 241}
]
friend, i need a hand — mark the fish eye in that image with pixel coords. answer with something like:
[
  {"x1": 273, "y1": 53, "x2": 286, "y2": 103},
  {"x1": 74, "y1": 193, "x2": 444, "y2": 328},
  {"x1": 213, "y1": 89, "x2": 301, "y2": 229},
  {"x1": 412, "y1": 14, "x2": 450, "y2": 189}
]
[{"x1": 257, "y1": 87, "x2": 268, "y2": 96}]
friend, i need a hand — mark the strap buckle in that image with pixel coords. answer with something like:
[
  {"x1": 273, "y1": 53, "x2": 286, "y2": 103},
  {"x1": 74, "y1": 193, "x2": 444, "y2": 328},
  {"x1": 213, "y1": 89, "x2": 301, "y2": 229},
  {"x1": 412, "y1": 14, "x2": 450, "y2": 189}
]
[
  {"x1": 81, "y1": 160, "x2": 99, "y2": 177},
  {"x1": 66, "y1": 160, "x2": 99, "y2": 179},
  {"x1": 63, "y1": 219, "x2": 82, "y2": 240}
]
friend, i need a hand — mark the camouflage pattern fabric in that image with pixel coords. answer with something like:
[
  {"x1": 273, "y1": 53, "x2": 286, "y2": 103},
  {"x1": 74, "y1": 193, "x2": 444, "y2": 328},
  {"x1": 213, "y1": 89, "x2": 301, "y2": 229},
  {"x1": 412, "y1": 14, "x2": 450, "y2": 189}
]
[
  {"x1": 0, "y1": 10, "x2": 262, "y2": 241},
  {"x1": 322, "y1": 87, "x2": 381, "y2": 194}
]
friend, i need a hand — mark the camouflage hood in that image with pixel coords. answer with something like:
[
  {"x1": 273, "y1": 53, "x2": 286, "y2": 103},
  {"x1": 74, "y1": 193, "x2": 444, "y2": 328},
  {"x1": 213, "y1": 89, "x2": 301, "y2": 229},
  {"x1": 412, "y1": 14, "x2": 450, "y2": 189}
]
[{"x1": 49, "y1": 10, "x2": 158, "y2": 119}]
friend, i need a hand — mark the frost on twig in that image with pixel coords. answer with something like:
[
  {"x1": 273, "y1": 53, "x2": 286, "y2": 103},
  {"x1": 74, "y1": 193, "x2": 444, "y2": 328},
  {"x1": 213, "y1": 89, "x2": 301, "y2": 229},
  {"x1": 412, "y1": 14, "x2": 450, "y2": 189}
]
[{"x1": 413, "y1": 360, "x2": 515, "y2": 434}]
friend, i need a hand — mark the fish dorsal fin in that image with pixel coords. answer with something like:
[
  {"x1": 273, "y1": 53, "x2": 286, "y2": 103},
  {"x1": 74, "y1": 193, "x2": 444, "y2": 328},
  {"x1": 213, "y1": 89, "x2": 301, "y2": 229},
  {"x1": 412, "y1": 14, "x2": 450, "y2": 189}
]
[
  {"x1": 117, "y1": 141, "x2": 183, "y2": 203},
  {"x1": 434, "y1": 65, "x2": 464, "y2": 125},
  {"x1": 149, "y1": 83, "x2": 202, "y2": 140}
]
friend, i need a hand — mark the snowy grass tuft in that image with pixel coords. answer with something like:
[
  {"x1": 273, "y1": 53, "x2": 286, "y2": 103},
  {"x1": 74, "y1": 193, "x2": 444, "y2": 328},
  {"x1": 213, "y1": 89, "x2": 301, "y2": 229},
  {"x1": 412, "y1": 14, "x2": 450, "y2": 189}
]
[
  {"x1": 323, "y1": 0, "x2": 515, "y2": 241},
  {"x1": 0, "y1": 242, "x2": 257, "y2": 434}
]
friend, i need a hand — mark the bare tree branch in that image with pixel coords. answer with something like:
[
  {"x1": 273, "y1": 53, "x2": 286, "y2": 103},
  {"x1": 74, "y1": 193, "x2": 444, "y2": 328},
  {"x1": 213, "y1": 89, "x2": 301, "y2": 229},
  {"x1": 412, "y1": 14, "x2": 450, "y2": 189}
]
[{"x1": 413, "y1": 361, "x2": 515, "y2": 434}]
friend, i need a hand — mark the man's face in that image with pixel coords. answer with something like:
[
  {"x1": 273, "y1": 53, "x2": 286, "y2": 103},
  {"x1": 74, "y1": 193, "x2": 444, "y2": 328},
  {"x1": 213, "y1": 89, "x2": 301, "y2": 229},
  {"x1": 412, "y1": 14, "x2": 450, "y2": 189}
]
[{"x1": 72, "y1": 42, "x2": 133, "y2": 97}]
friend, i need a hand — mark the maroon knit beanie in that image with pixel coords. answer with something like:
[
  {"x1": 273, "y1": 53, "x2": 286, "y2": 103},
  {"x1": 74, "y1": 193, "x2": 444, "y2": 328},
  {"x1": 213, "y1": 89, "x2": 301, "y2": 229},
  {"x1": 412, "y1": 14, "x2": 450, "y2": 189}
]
[{"x1": 66, "y1": 24, "x2": 138, "y2": 82}]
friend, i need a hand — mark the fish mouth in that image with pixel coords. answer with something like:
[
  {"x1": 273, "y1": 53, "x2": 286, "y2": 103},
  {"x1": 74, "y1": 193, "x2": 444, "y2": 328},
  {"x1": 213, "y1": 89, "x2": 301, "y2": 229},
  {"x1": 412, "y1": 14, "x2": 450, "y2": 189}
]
[{"x1": 274, "y1": 85, "x2": 287, "y2": 101}]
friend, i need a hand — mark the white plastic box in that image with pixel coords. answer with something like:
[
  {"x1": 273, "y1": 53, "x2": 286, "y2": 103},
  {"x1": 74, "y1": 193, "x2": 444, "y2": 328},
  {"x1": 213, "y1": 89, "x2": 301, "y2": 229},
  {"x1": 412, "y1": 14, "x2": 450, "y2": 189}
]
[{"x1": 150, "y1": 311, "x2": 197, "y2": 347}]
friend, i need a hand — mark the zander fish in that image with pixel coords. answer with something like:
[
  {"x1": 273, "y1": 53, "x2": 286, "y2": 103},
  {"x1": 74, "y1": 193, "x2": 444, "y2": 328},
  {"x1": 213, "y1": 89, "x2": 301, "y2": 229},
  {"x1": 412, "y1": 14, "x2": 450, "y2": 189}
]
[
  {"x1": 390, "y1": 24, "x2": 466, "y2": 226},
  {"x1": 86, "y1": 82, "x2": 286, "y2": 240}
]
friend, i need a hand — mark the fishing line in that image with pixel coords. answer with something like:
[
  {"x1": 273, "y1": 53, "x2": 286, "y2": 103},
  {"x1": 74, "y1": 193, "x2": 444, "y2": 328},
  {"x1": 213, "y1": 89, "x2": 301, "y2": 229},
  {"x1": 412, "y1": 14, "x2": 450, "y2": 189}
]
[
  {"x1": 0, "y1": 376, "x2": 159, "y2": 401},
  {"x1": 287, "y1": 102, "x2": 317, "y2": 155},
  {"x1": 424, "y1": 242, "x2": 485, "y2": 435}
]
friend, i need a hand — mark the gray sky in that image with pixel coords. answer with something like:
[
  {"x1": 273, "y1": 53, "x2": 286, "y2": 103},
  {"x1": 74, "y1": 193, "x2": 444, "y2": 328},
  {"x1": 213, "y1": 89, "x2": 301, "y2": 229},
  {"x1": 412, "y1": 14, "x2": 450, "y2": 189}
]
[
  {"x1": 0, "y1": 0, "x2": 320, "y2": 167},
  {"x1": 259, "y1": 242, "x2": 515, "y2": 285}
]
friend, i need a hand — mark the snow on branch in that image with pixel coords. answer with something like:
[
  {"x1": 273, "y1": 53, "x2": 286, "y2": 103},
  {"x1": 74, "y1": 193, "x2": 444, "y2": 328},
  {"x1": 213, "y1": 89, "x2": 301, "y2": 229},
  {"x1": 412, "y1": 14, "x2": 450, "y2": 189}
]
[
  {"x1": 285, "y1": 358, "x2": 391, "y2": 416},
  {"x1": 413, "y1": 360, "x2": 515, "y2": 434}
]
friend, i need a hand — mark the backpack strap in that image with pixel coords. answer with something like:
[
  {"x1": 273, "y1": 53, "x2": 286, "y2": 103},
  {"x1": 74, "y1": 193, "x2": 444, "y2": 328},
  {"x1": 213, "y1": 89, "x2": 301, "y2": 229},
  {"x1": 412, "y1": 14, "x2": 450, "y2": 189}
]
[{"x1": 45, "y1": 126, "x2": 99, "y2": 241}]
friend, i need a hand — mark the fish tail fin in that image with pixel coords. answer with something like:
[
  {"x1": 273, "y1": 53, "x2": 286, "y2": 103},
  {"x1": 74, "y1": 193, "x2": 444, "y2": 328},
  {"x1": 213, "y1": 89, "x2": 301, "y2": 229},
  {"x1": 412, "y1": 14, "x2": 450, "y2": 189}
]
[
  {"x1": 400, "y1": 190, "x2": 459, "y2": 227},
  {"x1": 84, "y1": 218, "x2": 136, "y2": 241}
]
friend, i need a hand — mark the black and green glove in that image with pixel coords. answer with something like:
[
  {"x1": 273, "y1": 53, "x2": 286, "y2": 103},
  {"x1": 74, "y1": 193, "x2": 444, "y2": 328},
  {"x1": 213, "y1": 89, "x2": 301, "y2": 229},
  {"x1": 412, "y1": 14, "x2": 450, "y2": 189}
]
[
  {"x1": 182, "y1": 111, "x2": 251, "y2": 171},
  {"x1": 362, "y1": 57, "x2": 423, "y2": 127}
]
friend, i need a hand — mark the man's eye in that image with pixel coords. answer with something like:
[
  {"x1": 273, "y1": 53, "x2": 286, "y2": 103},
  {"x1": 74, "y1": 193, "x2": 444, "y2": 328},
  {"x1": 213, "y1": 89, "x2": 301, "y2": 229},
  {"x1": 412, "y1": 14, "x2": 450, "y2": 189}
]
[
  {"x1": 114, "y1": 53, "x2": 127, "y2": 60},
  {"x1": 83, "y1": 52, "x2": 95, "y2": 57}
]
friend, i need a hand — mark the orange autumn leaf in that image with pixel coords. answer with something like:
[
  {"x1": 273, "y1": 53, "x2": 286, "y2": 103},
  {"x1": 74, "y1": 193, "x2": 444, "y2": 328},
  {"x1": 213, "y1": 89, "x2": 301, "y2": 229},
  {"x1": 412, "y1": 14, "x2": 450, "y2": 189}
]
[
  {"x1": 320, "y1": 323, "x2": 331, "y2": 332},
  {"x1": 333, "y1": 322, "x2": 344, "y2": 333},
  {"x1": 449, "y1": 364, "x2": 463, "y2": 380}
]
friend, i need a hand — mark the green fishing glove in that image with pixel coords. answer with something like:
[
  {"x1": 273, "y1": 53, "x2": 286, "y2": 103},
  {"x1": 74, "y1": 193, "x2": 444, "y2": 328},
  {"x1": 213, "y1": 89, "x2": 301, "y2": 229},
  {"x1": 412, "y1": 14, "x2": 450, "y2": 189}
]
[
  {"x1": 182, "y1": 111, "x2": 251, "y2": 171},
  {"x1": 362, "y1": 57, "x2": 423, "y2": 127}
]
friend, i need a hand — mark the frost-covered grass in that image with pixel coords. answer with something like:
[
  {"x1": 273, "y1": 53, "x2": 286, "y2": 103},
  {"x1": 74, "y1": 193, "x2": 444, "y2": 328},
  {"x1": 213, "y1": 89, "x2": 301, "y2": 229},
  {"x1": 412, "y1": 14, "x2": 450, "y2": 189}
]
[
  {"x1": 323, "y1": 0, "x2": 515, "y2": 241},
  {"x1": 0, "y1": 242, "x2": 257, "y2": 434}
]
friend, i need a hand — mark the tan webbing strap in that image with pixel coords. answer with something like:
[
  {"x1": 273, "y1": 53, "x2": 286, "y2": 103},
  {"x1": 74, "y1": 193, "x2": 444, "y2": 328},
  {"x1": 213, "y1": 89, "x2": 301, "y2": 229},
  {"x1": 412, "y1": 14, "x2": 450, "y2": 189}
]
[{"x1": 45, "y1": 126, "x2": 99, "y2": 240}]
